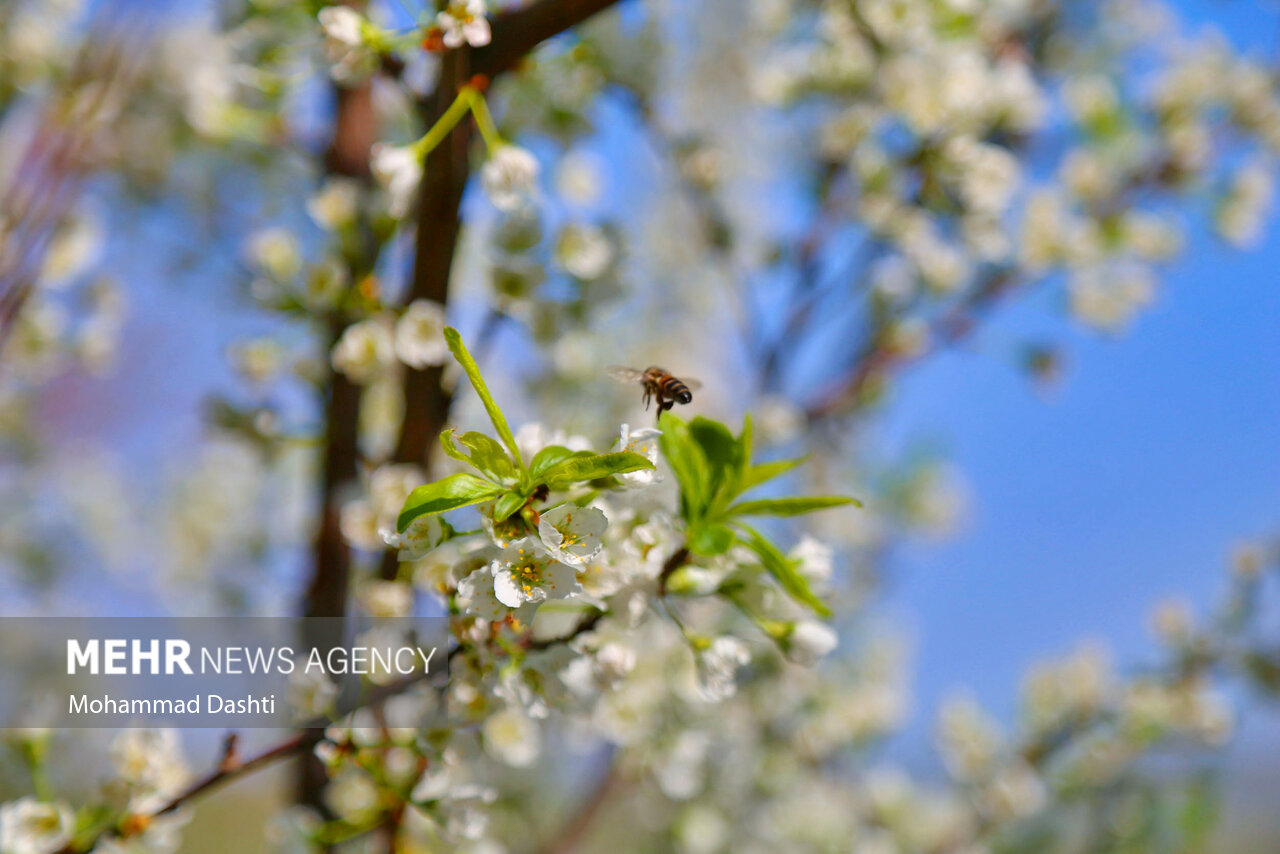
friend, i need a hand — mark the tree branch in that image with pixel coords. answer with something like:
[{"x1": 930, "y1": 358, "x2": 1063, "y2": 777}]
[
  {"x1": 54, "y1": 734, "x2": 309, "y2": 854},
  {"x1": 473, "y1": 0, "x2": 627, "y2": 78},
  {"x1": 301, "y1": 66, "x2": 379, "y2": 833}
]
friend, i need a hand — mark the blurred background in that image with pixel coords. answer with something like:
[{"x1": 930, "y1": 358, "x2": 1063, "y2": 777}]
[{"x1": 0, "y1": 0, "x2": 1278, "y2": 851}]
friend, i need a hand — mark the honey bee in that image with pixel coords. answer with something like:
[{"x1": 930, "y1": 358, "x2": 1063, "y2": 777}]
[{"x1": 607, "y1": 366, "x2": 702, "y2": 415}]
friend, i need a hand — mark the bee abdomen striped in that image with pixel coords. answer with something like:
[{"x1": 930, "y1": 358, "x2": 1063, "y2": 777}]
[{"x1": 661, "y1": 376, "x2": 693, "y2": 404}]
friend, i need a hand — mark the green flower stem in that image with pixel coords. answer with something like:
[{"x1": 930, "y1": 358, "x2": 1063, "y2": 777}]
[
  {"x1": 466, "y1": 88, "x2": 506, "y2": 153},
  {"x1": 412, "y1": 86, "x2": 479, "y2": 160},
  {"x1": 409, "y1": 86, "x2": 506, "y2": 164}
]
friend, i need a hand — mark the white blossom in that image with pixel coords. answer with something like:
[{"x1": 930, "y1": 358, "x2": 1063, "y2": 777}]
[
  {"x1": 514, "y1": 423, "x2": 591, "y2": 461},
  {"x1": 537, "y1": 503, "x2": 607, "y2": 567},
  {"x1": 555, "y1": 149, "x2": 604, "y2": 205},
  {"x1": 784, "y1": 620, "x2": 838, "y2": 665},
  {"x1": 287, "y1": 663, "x2": 340, "y2": 720},
  {"x1": 331, "y1": 318, "x2": 394, "y2": 383},
  {"x1": 371, "y1": 143, "x2": 424, "y2": 218},
  {"x1": 1068, "y1": 263, "x2": 1156, "y2": 331},
  {"x1": 656, "y1": 731, "x2": 710, "y2": 800},
  {"x1": 981, "y1": 761, "x2": 1047, "y2": 822},
  {"x1": 41, "y1": 213, "x2": 101, "y2": 285},
  {"x1": 491, "y1": 538, "x2": 579, "y2": 607},
  {"x1": 943, "y1": 136, "x2": 1021, "y2": 215},
  {"x1": 437, "y1": 0, "x2": 491, "y2": 49},
  {"x1": 937, "y1": 695, "x2": 1003, "y2": 781},
  {"x1": 676, "y1": 804, "x2": 728, "y2": 854},
  {"x1": 595, "y1": 642, "x2": 637, "y2": 683},
  {"x1": 394, "y1": 300, "x2": 449, "y2": 368},
  {"x1": 790, "y1": 536, "x2": 833, "y2": 584},
  {"x1": 457, "y1": 564, "x2": 508, "y2": 620},
  {"x1": 229, "y1": 337, "x2": 284, "y2": 386},
  {"x1": 617, "y1": 424, "x2": 661, "y2": 488},
  {"x1": 307, "y1": 178, "x2": 360, "y2": 230},
  {"x1": 359, "y1": 579, "x2": 413, "y2": 618},
  {"x1": 110, "y1": 729, "x2": 189, "y2": 812},
  {"x1": 246, "y1": 227, "x2": 301, "y2": 280},
  {"x1": 0, "y1": 798, "x2": 74, "y2": 854},
  {"x1": 695, "y1": 637, "x2": 751, "y2": 702},
  {"x1": 483, "y1": 708, "x2": 539, "y2": 767},
  {"x1": 381, "y1": 513, "x2": 445, "y2": 562},
  {"x1": 1217, "y1": 160, "x2": 1274, "y2": 247},
  {"x1": 556, "y1": 224, "x2": 613, "y2": 279},
  {"x1": 482, "y1": 145, "x2": 540, "y2": 212},
  {"x1": 326, "y1": 769, "x2": 381, "y2": 824},
  {"x1": 318, "y1": 6, "x2": 373, "y2": 82},
  {"x1": 317, "y1": 7, "x2": 363, "y2": 53}
]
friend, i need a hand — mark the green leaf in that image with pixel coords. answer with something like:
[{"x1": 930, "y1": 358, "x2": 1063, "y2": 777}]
[
  {"x1": 740, "y1": 457, "x2": 806, "y2": 491},
  {"x1": 541, "y1": 451, "x2": 654, "y2": 486},
  {"x1": 690, "y1": 417, "x2": 741, "y2": 469},
  {"x1": 728, "y1": 495, "x2": 860, "y2": 517},
  {"x1": 737, "y1": 525, "x2": 832, "y2": 617},
  {"x1": 444, "y1": 327, "x2": 523, "y2": 468},
  {"x1": 529, "y1": 445, "x2": 584, "y2": 478},
  {"x1": 658, "y1": 411, "x2": 710, "y2": 520},
  {"x1": 492, "y1": 490, "x2": 527, "y2": 523},
  {"x1": 687, "y1": 522, "x2": 734, "y2": 557},
  {"x1": 398, "y1": 473, "x2": 504, "y2": 531},
  {"x1": 459, "y1": 431, "x2": 517, "y2": 481},
  {"x1": 439, "y1": 429, "x2": 472, "y2": 467},
  {"x1": 689, "y1": 416, "x2": 745, "y2": 515},
  {"x1": 439, "y1": 429, "x2": 517, "y2": 481}
]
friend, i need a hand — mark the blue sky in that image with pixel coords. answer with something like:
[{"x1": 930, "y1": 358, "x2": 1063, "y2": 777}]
[
  {"x1": 884, "y1": 200, "x2": 1280, "y2": 720},
  {"x1": 874, "y1": 2, "x2": 1280, "y2": 793}
]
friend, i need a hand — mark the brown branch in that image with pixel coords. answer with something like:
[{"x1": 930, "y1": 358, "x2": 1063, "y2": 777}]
[
  {"x1": 154, "y1": 733, "x2": 309, "y2": 819},
  {"x1": 473, "y1": 0, "x2": 627, "y2": 78},
  {"x1": 300, "y1": 60, "x2": 380, "y2": 834},
  {"x1": 54, "y1": 733, "x2": 310, "y2": 854}
]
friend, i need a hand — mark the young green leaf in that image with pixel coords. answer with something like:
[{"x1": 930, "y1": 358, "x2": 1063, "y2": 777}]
[
  {"x1": 439, "y1": 429, "x2": 517, "y2": 481},
  {"x1": 492, "y1": 490, "x2": 528, "y2": 523},
  {"x1": 459, "y1": 432, "x2": 518, "y2": 481},
  {"x1": 739, "y1": 457, "x2": 806, "y2": 492},
  {"x1": 529, "y1": 445, "x2": 585, "y2": 478},
  {"x1": 737, "y1": 525, "x2": 832, "y2": 617},
  {"x1": 687, "y1": 522, "x2": 735, "y2": 557},
  {"x1": 541, "y1": 451, "x2": 654, "y2": 486},
  {"x1": 398, "y1": 473, "x2": 505, "y2": 531},
  {"x1": 658, "y1": 411, "x2": 710, "y2": 520},
  {"x1": 728, "y1": 495, "x2": 860, "y2": 518},
  {"x1": 439, "y1": 429, "x2": 473, "y2": 468},
  {"x1": 444, "y1": 327, "x2": 524, "y2": 468},
  {"x1": 689, "y1": 416, "x2": 745, "y2": 515}
]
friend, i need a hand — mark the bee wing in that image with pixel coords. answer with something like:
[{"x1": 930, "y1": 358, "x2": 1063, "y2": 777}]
[
  {"x1": 606, "y1": 365, "x2": 646, "y2": 385},
  {"x1": 681, "y1": 377, "x2": 703, "y2": 391}
]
